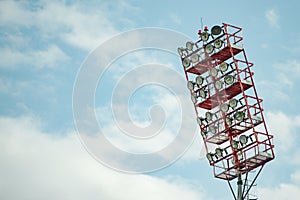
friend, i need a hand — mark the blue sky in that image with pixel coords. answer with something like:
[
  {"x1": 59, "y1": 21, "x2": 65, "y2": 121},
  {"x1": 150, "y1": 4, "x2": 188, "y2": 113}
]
[{"x1": 1, "y1": 0, "x2": 300, "y2": 199}]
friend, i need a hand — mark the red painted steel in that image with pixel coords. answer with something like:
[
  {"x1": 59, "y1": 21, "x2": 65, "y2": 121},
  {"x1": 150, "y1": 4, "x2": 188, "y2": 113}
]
[{"x1": 179, "y1": 23, "x2": 275, "y2": 181}]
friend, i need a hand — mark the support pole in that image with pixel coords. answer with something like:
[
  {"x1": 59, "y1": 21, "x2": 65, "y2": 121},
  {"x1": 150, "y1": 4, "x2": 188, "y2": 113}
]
[{"x1": 237, "y1": 173, "x2": 243, "y2": 200}]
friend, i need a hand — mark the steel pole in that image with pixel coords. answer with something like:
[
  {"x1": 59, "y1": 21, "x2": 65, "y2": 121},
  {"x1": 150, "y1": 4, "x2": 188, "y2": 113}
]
[{"x1": 237, "y1": 173, "x2": 243, "y2": 200}]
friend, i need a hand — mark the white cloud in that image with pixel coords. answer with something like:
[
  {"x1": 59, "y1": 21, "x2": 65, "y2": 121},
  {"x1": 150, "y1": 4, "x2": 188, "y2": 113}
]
[
  {"x1": 35, "y1": 1, "x2": 117, "y2": 50},
  {"x1": 169, "y1": 14, "x2": 182, "y2": 25},
  {"x1": 258, "y1": 111, "x2": 300, "y2": 199},
  {"x1": 257, "y1": 59, "x2": 300, "y2": 101},
  {"x1": 265, "y1": 9, "x2": 279, "y2": 29},
  {"x1": 291, "y1": 171, "x2": 300, "y2": 183},
  {"x1": 0, "y1": 115, "x2": 206, "y2": 200},
  {"x1": 0, "y1": 45, "x2": 69, "y2": 69},
  {"x1": 95, "y1": 90, "x2": 198, "y2": 156},
  {"x1": 88, "y1": 47, "x2": 198, "y2": 156},
  {"x1": 259, "y1": 183, "x2": 300, "y2": 199},
  {"x1": 266, "y1": 111, "x2": 300, "y2": 153},
  {"x1": 0, "y1": 0, "x2": 136, "y2": 69},
  {"x1": 0, "y1": 77, "x2": 58, "y2": 111},
  {"x1": 274, "y1": 60, "x2": 300, "y2": 78},
  {"x1": 0, "y1": 1, "x2": 127, "y2": 51},
  {"x1": 0, "y1": 1, "x2": 33, "y2": 26}
]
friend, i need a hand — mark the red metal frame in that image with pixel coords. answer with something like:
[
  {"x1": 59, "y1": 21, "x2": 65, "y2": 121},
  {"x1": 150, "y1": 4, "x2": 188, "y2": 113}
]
[{"x1": 180, "y1": 23, "x2": 275, "y2": 181}]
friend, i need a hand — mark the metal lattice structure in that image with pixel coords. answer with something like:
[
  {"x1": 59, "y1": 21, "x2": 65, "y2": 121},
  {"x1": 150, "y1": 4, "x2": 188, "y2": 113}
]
[{"x1": 178, "y1": 23, "x2": 275, "y2": 200}]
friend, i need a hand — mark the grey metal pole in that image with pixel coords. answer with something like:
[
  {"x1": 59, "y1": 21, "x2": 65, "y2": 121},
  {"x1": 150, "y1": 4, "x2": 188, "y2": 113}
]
[{"x1": 237, "y1": 173, "x2": 243, "y2": 200}]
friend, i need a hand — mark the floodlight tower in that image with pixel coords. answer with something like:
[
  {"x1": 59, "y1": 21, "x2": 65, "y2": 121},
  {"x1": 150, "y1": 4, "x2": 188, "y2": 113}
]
[{"x1": 178, "y1": 23, "x2": 275, "y2": 200}]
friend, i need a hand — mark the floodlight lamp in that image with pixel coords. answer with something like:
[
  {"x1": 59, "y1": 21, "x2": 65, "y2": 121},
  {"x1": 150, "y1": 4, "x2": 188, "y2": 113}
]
[
  {"x1": 231, "y1": 156, "x2": 236, "y2": 165},
  {"x1": 187, "y1": 81, "x2": 195, "y2": 90},
  {"x1": 191, "y1": 53, "x2": 199, "y2": 63},
  {"x1": 201, "y1": 32, "x2": 209, "y2": 41},
  {"x1": 231, "y1": 140, "x2": 239, "y2": 149},
  {"x1": 177, "y1": 48, "x2": 183, "y2": 57},
  {"x1": 206, "y1": 153, "x2": 214, "y2": 162},
  {"x1": 199, "y1": 89, "x2": 207, "y2": 98},
  {"x1": 252, "y1": 115, "x2": 262, "y2": 122},
  {"x1": 205, "y1": 44, "x2": 214, "y2": 54},
  {"x1": 214, "y1": 80, "x2": 223, "y2": 90},
  {"x1": 177, "y1": 47, "x2": 186, "y2": 57},
  {"x1": 225, "y1": 117, "x2": 233, "y2": 126},
  {"x1": 220, "y1": 103, "x2": 229, "y2": 113},
  {"x1": 210, "y1": 68, "x2": 218, "y2": 77},
  {"x1": 197, "y1": 117, "x2": 201, "y2": 125},
  {"x1": 201, "y1": 131, "x2": 208, "y2": 139},
  {"x1": 219, "y1": 62, "x2": 229, "y2": 72},
  {"x1": 205, "y1": 111, "x2": 213, "y2": 121},
  {"x1": 231, "y1": 152, "x2": 243, "y2": 164},
  {"x1": 239, "y1": 135, "x2": 248, "y2": 145},
  {"x1": 234, "y1": 111, "x2": 245, "y2": 121},
  {"x1": 186, "y1": 41, "x2": 194, "y2": 51},
  {"x1": 215, "y1": 148, "x2": 223, "y2": 157},
  {"x1": 182, "y1": 58, "x2": 190, "y2": 68},
  {"x1": 229, "y1": 99, "x2": 238, "y2": 109},
  {"x1": 197, "y1": 117, "x2": 205, "y2": 126},
  {"x1": 224, "y1": 75, "x2": 234, "y2": 85},
  {"x1": 238, "y1": 152, "x2": 243, "y2": 161},
  {"x1": 214, "y1": 39, "x2": 223, "y2": 49},
  {"x1": 195, "y1": 75, "x2": 204, "y2": 85},
  {"x1": 191, "y1": 94, "x2": 197, "y2": 104},
  {"x1": 209, "y1": 125, "x2": 217, "y2": 134},
  {"x1": 211, "y1": 25, "x2": 222, "y2": 35}
]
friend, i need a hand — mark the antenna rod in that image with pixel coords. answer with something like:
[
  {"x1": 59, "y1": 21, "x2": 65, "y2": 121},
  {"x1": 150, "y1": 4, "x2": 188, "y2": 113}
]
[{"x1": 200, "y1": 17, "x2": 203, "y2": 30}]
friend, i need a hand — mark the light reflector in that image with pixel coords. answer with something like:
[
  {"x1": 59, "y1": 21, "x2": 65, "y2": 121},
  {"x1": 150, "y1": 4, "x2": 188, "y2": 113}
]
[
  {"x1": 191, "y1": 53, "x2": 199, "y2": 63},
  {"x1": 195, "y1": 75, "x2": 204, "y2": 85},
  {"x1": 214, "y1": 80, "x2": 223, "y2": 90},
  {"x1": 214, "y1": 39, "x2": 223, "y2": 49},
  {"x1": 178, "y1": 48, "x2": 184, "y2": 57},
  {"x1": 210, "y1": 68, "x2": 218, "y2": 77},
  {"x1": 186, "y1": 41, "x2": 194, "y2": 51},
  {"x1": 209, "y1": 126, "x2": 217, "y2": 134},
  {"x1": 191, "y1": 94, "x2": 197, "y2": 104},
  {"x1": 201, "y1": 32, "x2": 209, "y2": 41},
  {"x1": 205, "y1": 44, "x2": 214, "y2": 54},
  {"x1": 231, "y1": 140, "x2": 239, "y2": 149},
  {"x1": 205, "y1": 112, "x2": 213, "y2": 121},
  {"x1": 239, "y1": 135, "x2": 248, "y2": 145},
  {"x1": 211, "y1": 25, "x2": 222, "y2": 35},
  {"x1": 182, "y1": 58, "x2": 190, "y2": 68},
  {"x1": 201, "y1": 131, "x2": 207, "y2": 139},
  {"x1": 234, "y1": 111, "x2": 245, "y2": 121},
  {"x1": 187, "y1": 81, "x2": 195, "y2": 90},
  {"x1": 224, "y1": 75, "x2": 234, "y2": 85},
  {"x1": 215, "y1": 148, "x2": 223, "y2": 157},
  {"x1": 197, "y1": 117, "x2": 205, "y2": 126},
  {"x1": 229, "y1": 99, "x2": 238, "y2": 108},
  {"x1": 199, "y1": 89, "x2": 207, "y2": 98},
  {"x1": 219, "y1": 62, "x2": 229, "y2": 72},
  {"x1": 225, "y1": 117, "x2": 233, "y2": 126},
  {"x1": 220, "y1": 103, "x2": 229, "y2": 112},
  {"x1": 206, "y1": 153, "x2": 214, "y2": 162},
  {"x1": 231, "y1": 156, "x2": 236, "y2": 165}
]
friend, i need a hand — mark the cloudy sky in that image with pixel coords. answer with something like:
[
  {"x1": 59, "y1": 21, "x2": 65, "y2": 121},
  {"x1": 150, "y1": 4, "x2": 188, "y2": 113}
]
[{"x1": 1, "y1": 0, "x2": 300, "y2": 199}]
